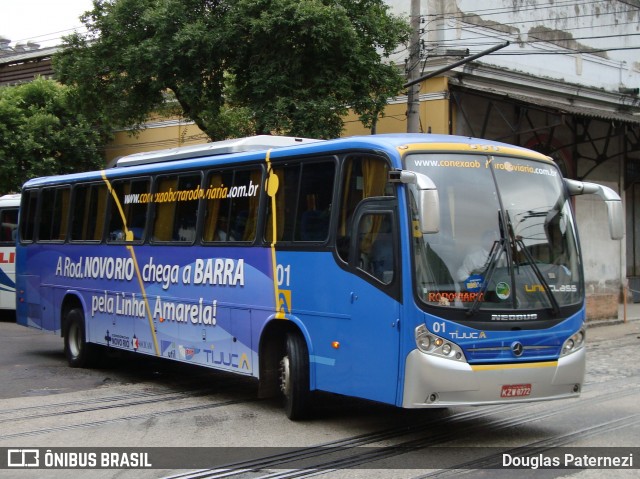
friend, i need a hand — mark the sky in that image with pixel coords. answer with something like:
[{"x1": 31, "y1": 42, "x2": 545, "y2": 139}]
[{"x1": 0, "y1": 0, "x2": 94, "y2": 48}]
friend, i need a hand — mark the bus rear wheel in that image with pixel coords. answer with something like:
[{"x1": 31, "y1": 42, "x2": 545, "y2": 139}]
[
  {"x1": 64, "y1": 308, "x2": 98, "y2": 368},
  {"x1": 279, "y1": 332, "x2": 310, "y2": 420}
]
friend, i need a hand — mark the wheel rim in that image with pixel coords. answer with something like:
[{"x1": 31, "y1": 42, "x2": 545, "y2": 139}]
[
  {"x1": 279, "y1": 355, "x2": 291, "y2": 397},
  {"x1": 68, "y1": 323, "x2": 82, "y2": 359}
]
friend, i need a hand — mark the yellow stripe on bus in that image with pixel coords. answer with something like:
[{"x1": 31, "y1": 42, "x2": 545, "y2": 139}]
[
  {"x1": 397, "y1": 143, "x2": 554, "y2": 163},
  {"x1": 264, "y1": 150, "x2": 288, "y2": 320},
  {"x1": 471, "y1": 361, "x2": 558, "y2": 371},
  {"x1": 100, "y1": 170, "x2": 160, "y2": 357}
]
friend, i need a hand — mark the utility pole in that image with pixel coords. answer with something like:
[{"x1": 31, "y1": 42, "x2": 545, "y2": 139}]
[
  {"x1": 406, "y1": 0, "x2": 421, "y2": 133},
  {"x1": 404, "y1": 41, "x2": 510, "y2": 89}
]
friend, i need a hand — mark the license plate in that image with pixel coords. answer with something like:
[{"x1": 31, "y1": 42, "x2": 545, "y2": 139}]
[{"x1": 501, "y1": 384, "x2": 532, "y2": 398}]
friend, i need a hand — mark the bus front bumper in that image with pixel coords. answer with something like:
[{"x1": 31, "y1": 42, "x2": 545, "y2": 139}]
[{"x1": 401, "y1": 347, "x2": 585, "y2": 408}]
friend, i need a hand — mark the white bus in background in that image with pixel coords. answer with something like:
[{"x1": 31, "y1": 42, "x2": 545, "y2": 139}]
[{"x1": 0, "y1": 194, "x2": 19, "y2": 310}]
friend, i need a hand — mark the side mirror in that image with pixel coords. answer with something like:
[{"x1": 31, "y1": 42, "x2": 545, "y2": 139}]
[
  {"x1": 565, "y1": 179, "x2": 624, "y2": 240},
  {"x1": 391, "y1": 170, "x2": 440, "y2": 234},
  {"x1": 418, "y1": 189, "x2": 440, "y2": 234}
]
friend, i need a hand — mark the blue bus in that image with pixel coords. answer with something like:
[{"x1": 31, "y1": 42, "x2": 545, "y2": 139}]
[{"x1": 16, "y1": 134, "x2": 622, "y2": 419}]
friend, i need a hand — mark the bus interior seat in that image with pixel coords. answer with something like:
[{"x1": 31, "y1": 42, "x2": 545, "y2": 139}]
[
  {"x1": 300, "y1": 210, "x2": 328, "y2": 241},
  {"x1": 369, "y1": 232, "x2": 393, "y2": 283},
  {"x1": 231, "y1": 211, "x2": 248, "y2": 240}
]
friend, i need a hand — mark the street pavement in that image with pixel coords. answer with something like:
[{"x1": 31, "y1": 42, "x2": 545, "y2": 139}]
[{"x1": 0, "y1": 304, "x2": 638, "y2": 479}]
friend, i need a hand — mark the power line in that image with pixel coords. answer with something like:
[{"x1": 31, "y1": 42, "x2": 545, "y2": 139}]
[
  {"x1": 5, "y1": 26, "x2": 87, "y2": 46},
  {"x1": 420, "y1": 0, "x2": 640, "y2": 42},
  {"x1": 421, "y1": 0, "x2": 634, "y2": 26},
  {"x1": 425, "y1": 14, "x2": 640, "y2": 41},
  {"x1": 430, "y1": 24, "x2": 640, "y2": 48},
  {"x1": 104, "y1": 133, "x2": 209, "y2": 152},
  {"x1": 417, "y1": 0, "x2": 606, "y2": 21},
  {"x1": 413, "y1": 1, "x2": 640, "y2": 62},
  {"x1": 491, "y1": 45, "x2": 640, "y2": 55}
]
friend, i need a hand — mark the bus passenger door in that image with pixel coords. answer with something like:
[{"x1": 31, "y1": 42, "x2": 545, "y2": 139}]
[{"x1": 342, "y1": 198, "x2": 402, "y2": 404}]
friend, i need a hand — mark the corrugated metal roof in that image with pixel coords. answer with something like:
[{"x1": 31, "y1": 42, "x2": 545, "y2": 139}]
[
  {"x1": 0, "y1": 46, "x2": 60, "y2": 65},
  {"x1": 453, "y1": 84, "x2": 640, "y2": 125},
  {"x1": 507, "y1": 92, "x2": 640, "y2": 125}
]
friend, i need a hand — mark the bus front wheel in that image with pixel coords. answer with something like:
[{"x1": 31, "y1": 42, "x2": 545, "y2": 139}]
[
  {"x1": 64, "y1": 308, "x2": 98, "y2": 368},
  {"x1": 279, "y1": 332, "x2": 310, "y2": 420}
]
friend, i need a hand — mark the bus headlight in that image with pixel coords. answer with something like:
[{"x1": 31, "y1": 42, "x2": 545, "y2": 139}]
[
  {"x1": 415, "y1": 324, "x2": 466, "y2": 362},
  {"x1": 560, "y1": 327, "x2": 586, "y2": 357},
  {"x1": 417, "y1": 333, "x2": 431, "y2": 350}
]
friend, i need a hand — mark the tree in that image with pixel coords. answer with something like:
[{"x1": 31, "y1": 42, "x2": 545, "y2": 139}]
[
  {"x1": 54, "y1": 0, "x2": 409, "y2": 140},
  {"x1": 0, "y1": 78, "x2": 106, "y2": 193}
]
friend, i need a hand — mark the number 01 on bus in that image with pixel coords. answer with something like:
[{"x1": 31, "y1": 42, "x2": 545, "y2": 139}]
[{"x1": 16, "y1": 134, "x2": 623, "y2": 419}]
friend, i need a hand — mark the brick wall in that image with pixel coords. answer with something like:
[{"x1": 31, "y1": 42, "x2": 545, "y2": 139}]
[{"x1": 585, "y1": 293, "x2": 618, "y2": 322}]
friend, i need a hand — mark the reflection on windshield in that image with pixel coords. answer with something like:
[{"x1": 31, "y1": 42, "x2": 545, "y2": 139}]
[{"x1": 409, "y1": 153, "x2": 582, "y2": 313}]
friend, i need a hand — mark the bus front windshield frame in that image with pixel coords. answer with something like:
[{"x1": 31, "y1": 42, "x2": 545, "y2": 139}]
[{"x1": 407, "y1": 152, "x2": 583, "y2": 320}]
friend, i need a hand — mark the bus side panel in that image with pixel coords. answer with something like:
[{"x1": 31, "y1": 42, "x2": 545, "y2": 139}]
[
  {"x1": 39, "y1": 285, "x2": 61, "y2": 333},
  {"x1": 16, "y1": 245, "x2": 44, "y2": 329},
  {"x1": 16, "y1": 274, "x2": 42, "y2": 329},
  {"x1": 18, "y1": 242, "x2": 405, "y2": 405},
  {"x1": 41, "y1": 244, "x2": 272, "y2": 377},
  {"x1": 277, "y1": 250, "x2": 402, "y2": 406},
  {"x1": 0, "y1": 246, "x2": 16, "y2": 310},
  {"x1": 17, "y1": 245, "x2": 66, "y2": 331}
]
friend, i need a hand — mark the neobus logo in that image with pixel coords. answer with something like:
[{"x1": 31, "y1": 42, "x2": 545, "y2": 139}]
[{"x1": 491, "y1": 314, "x2": 538, "y2": 321}]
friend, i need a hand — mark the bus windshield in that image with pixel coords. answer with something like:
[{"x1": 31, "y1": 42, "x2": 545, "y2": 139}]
[{"x1": 407, "y1": 153, "x2": 582, "y2": 315}]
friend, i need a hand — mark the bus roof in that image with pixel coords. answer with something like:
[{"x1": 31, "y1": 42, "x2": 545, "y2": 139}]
[
  {"x1": 21, "y1": 134, "x2": 552, "y2": 188},
  {"x1": 114, "y1": 135, "x2": 323, "y2": 167},
  {"x1": 0, "y1": 194, "x2": 20, "y2": 206}
]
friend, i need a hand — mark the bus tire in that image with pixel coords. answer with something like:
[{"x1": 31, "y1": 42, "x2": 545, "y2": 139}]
[
  {"x1": 279, "y1": 331, "x2": 310, "y2": 420},
  {"x1": 63, "y1": 308, "x2": 98, "y2": 368}
]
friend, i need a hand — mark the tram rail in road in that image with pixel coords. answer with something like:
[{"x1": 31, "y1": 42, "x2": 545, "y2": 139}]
[{"x1": 0, "y1": 315, "x2": 638, "y2": 478}]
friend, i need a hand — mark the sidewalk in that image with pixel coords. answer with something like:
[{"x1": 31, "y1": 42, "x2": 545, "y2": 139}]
[
  {"x1": 617, "y1": 301, "x2": 640, "y2": 322},
  {"x1": 588, "y1": 301, "x2": 640, "y2": 328},
  {"x1": 588, "y1": 302, "x2": 640, "y2": 343}
]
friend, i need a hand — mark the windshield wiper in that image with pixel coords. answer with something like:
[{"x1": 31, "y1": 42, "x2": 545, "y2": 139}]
[
  {"x1": 515, "y1": 237, "x2": 560, "y2": 316},
  {"x1": 506, "y1": 208, "x2": 561, "y2": 316},
  {"x1": 466, "y1": 238, "x2": 506, "y2": 317}
]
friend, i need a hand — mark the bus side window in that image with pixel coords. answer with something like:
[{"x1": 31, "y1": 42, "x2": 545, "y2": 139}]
[
  {"x1": 19, "y1": 190, "x2": 38, "y2": 243},
  {"x1": 337, "y1": 156, "x2": 391, "y2": 261},
  {"x1": 70, "y1": 183, "x2": 107, "y2": 242},
  {"x1": 264, "y1": 164, "x2": 299, "y2": 243},
  {"x1": 152, "y1": 173, "x2": 201, "y2": 243},
  {"x1": 230, "y1": 169, "x2": 261, "y2": 242},
  {"x1": 39, "y1": 187, "x2": 70, "y2": 242},
  {"x1": 203, "y1": 169, "x2": 231, "y2": 242},
  {"x1": 0, "y1": 208, "x2": 18, "y2": 243},
  {"x1": 264, "y1": 159, "x2": 336, "y2": 244},
  {"x1": 356, "y1": 212, "x2": 395, "y2": 284},
  {"x1": 295, "y1": 161, "x2": 335, "y2": 242},
  {"x1": 202, "y1": 168, "x2": 261, "y2": 243},
  {"x1": 106, "y1": 178, "x2": 149, "y2": 243}
]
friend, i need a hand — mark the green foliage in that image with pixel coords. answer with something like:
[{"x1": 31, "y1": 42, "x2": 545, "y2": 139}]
[
  {"x1": 55, "y1": 0, "x2": 228, "y2": 137},
  {"x1": 54, "y1": 0, "x2": 409, "y2": 140},
  {"x1": 0, "y1": 78, "x2": 106, "y2": 192},
  {"x1": 226, "y1": 0, "x2": 408, "y2": 137}
]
